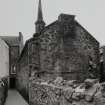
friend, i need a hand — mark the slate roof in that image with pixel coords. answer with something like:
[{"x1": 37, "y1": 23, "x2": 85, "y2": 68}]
[
  {"x1": 0, "y1": 36, "x2": 20, "y2": 46},
  {"x1": 0, "y1": 38, "x2": 9, "y2": 48}
]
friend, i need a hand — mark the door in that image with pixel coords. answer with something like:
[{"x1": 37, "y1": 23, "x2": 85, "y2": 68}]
[{"x1": 10, "y1": 77, "x2": 16, "y2": 89}]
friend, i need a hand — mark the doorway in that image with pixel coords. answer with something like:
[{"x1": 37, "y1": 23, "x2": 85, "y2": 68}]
[{"x1": 10, "y1": 77, "x2": 16, "y2": 89}]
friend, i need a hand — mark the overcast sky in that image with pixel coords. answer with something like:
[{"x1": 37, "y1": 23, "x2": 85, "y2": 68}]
[{"x1": 0, "y1": 0, "x2": 104, "y2": 45}]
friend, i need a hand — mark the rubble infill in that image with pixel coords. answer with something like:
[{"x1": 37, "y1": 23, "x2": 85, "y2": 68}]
[{"x1": 29, "y1": 78, "x2": 105, "y2": 105}]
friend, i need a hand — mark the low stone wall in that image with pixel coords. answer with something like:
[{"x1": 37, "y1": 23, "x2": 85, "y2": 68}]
[
  {"x1": 29, "y1": 78, "x2": 105, "y2": 105},
  {"x1": 0, "y1": 77, "x2": 8, "y2": 105}
]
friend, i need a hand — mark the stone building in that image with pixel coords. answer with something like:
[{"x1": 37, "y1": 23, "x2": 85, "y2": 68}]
[
  {"x1": 16, "y1": 36, "x2": 39, "y2": 101},
  {"x1": 0, "y1": 38, "x2": 9, "y2": 78},
  {"x1": 38, "y1": 14, "x2": 99, "y2": 81},
  {"x1": 0, "y1": 32, "x2": 23, "y2": 88},
  {"x1": 16, "y1": 0, "x2": 99, "y2": 101}
]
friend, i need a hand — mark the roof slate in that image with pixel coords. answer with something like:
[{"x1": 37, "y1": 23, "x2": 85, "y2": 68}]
[{"x1": 0, "y1": 36, "x2": 20, "y2": 46}]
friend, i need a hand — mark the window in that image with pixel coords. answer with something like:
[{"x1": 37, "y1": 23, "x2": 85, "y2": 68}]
[{"x1": 11, "y1": 65, "x2": 16, "y2": 74}]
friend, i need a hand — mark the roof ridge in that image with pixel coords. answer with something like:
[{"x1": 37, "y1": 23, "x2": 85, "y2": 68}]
[{"x1": 0, "y1": 36, "x2": 18, "y2": 37}]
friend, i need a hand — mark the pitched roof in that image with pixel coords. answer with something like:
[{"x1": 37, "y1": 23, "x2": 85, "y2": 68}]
[
  {"x1": 0, "y1": 38, "x2": 9, "y2": 48},
  {"x1": 0, "y1": 36, "x2": 20, "y2": 46}
]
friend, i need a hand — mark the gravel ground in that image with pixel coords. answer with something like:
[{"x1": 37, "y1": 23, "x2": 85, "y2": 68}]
[{"x1": 4, "y1": 90, "x2": 29, "y2": 105}]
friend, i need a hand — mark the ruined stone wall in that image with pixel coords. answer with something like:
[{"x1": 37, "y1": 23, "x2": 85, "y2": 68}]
[
  {"x1": 58, "y1": 15, "x2": 99, "y2": 80},
  {"x1": 39, "y1": 22, "x2": 63, "y2": 80},
  {"x1": 58, "y1": 16, "x2": 88, "y2": 81},
  {"x1": 74, "y1": 22, "x2": 99, "y2": 68},
  {"x1": 39, "y1": 14, "x2": 99, "y2": 81},
  {"x1": 16, "y1": 14, "x2": 100, "y2": 102},
  {"x1": 29, "y1": 79, "x2": 105, "y2": 105}
]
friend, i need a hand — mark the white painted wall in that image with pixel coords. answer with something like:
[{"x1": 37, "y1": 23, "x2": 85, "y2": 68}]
[{"x1": 0, "y1": 38, "x2": 9, "y2": 78}]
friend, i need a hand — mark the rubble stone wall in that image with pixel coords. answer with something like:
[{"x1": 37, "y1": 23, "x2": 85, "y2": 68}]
[
  {"x1": 16, "y1": 45, "x2": 29, "y2": 101},
  {"x1": 75, "y1": 22, "x2": 99, "y2": 65},
  {"x1": 16, "y1": 66, "x2": 29, "y2": 101},
  {"x1": 16, "y1": 14, "x2": 100, "y2": 102},
  {"x1": 39, "y1": 14, "x2": 99, "y2": 81},
  {"x1": 16, "y1": 38, "x2": 40, "y2": 102},
  {"x1": 29, "y1": 79, "x2": 105, "y2": 105}
]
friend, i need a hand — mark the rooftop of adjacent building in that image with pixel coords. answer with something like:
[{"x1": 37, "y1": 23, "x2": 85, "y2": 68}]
[
  {"x1": 0, "y1": 37, "x2": 9, "y2": 49},
  {"x1": 0, "y1": 32, "x2": 23, "y2": 46},
  {"x1": 0, "y1": 36, "x2": 19, "y2": 46}
]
